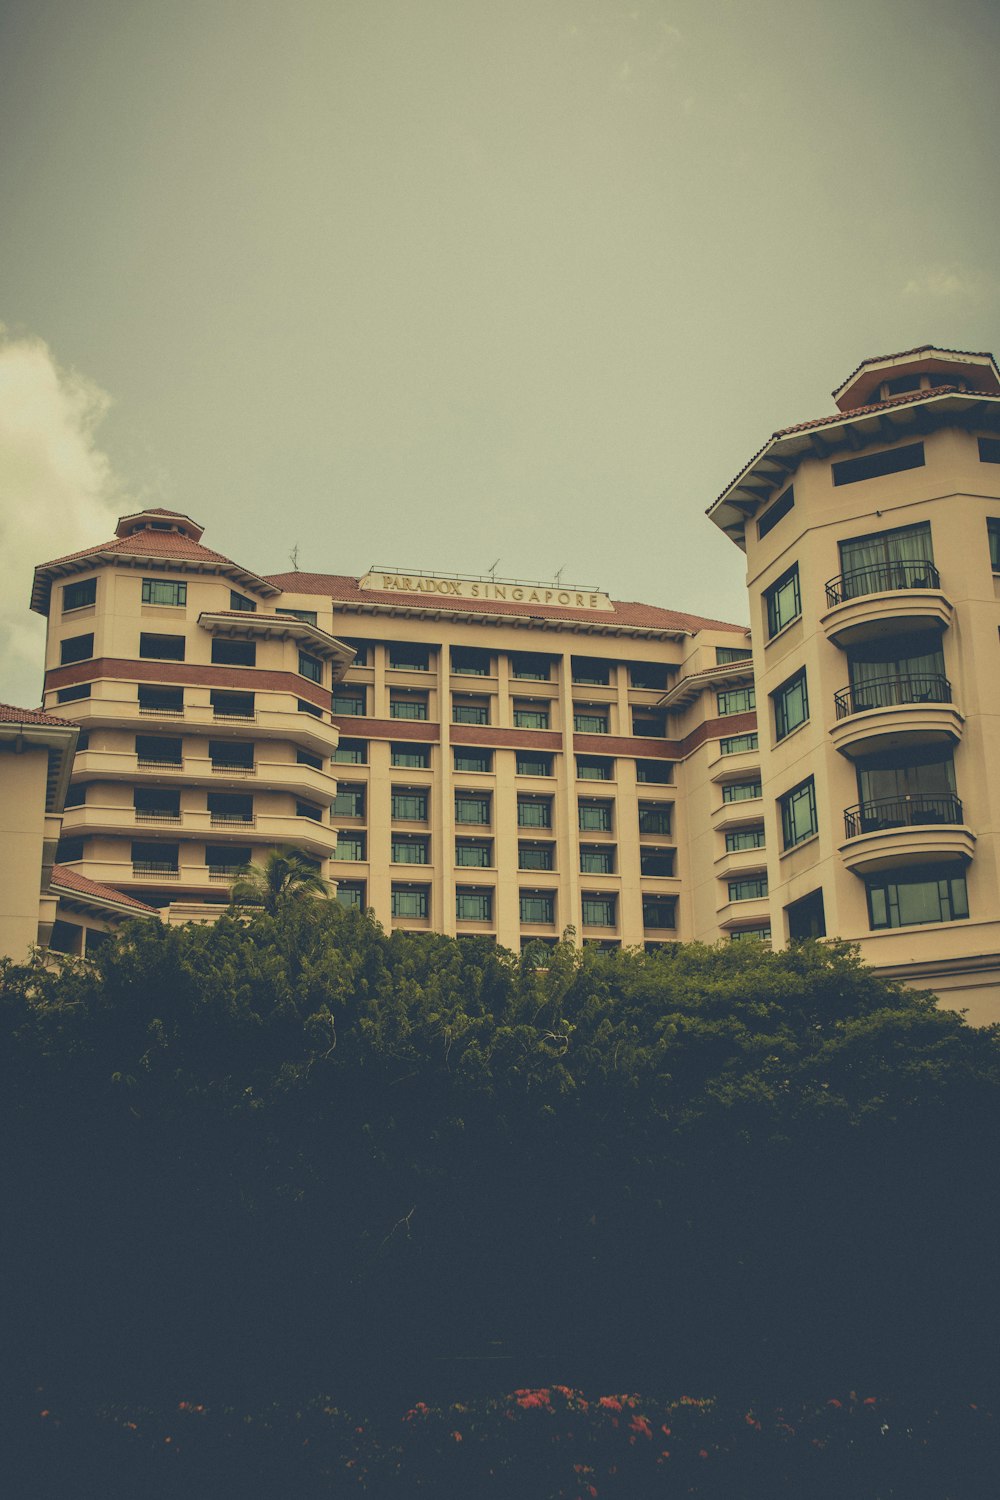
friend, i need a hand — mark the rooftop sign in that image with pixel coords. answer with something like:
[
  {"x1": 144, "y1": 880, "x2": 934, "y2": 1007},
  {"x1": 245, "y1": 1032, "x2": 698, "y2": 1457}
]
[{"x1": 358, "y1": 570, "x2": 615, "y2": 612}]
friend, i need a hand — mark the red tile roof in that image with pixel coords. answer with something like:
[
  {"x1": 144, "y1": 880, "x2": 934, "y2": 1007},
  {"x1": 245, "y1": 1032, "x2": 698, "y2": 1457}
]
[
  {"x1": 0, "y1": 702, "x2": 75, "y2": 726},
  {"x1": 833, "y1": 345, "x2": 995, "y2": 397},
  {"x1": 264, "y1": 571, "x2": 748, "y2": 635},
  {"x1": 41, "y1": 528, "x2": 247, "y2": 568},
  {"x1": 50, "y1": 865, "x2": 157, "y2": 914}
]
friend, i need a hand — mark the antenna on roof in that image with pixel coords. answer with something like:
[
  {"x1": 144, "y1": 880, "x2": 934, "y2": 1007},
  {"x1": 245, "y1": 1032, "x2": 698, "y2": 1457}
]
[
  {"x1": 289, "y1": 543, "x2": 300, "y2": 572},
  {"x1": 488, "y1": 558, "x2": 500, "y2": 581},
  {"x1": 554, "y1": 564, "x2": 565, "y2": 586}
]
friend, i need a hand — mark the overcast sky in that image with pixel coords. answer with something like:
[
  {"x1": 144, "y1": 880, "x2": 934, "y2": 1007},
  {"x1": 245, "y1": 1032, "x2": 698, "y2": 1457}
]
[{"x1": 2, "y1": 0, "x2": 999, "y2": 702}]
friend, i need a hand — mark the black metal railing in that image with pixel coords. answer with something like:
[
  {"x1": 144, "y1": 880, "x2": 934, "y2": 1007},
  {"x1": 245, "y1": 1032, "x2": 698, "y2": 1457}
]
[
  {"x1": 834, "y1": 673, "x2": 952, "y2": 719},
  {"x1": 131, "y1": 863, "x2": 180, "y2": 877},
  {"x1": 825, "y1": 559, "x2": 940, "y2": 607},
  {"x1": 843, "y1": 792, "x2": 963, "y2": 840}
]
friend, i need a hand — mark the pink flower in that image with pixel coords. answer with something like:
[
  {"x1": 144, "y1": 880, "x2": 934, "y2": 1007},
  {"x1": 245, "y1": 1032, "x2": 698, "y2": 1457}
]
[{"x1": 599, "y1": 1397, "x2": 623, "y2": 1412}]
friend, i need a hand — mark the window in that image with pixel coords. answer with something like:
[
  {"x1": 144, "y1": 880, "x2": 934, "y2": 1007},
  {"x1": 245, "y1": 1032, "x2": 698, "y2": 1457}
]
[
  {"x1": 722, "y1": 780, "x2": 761, "y2": 804},
  {"x1": 572, "y1": 657, "x2": 610, "y2": 686},
  {"x1": 764, "y1": 565, "x2": 801, "y2": 639},
  {"x1": 64, "y1": 782, "x2": 87, "y2": 808},
  {"x1": 832, "y1": 441, "x2": 924, "y2": 487},
  {"x1": 134, "y1": 787, "x2": 181, "y2": 820},
  {"x1": 579, "y1": 800, "x2": 612, "y2": 832},
  {"x1": 56, "y1": 837, "x2": 85, "y2": 863},
  {"x1": 978, "y1": 437, "x2": 1000, "y2": 465},
  {"x1": 135, "y1": 734, "x2": 182, "y2": 766},
  {"x1": 230, "y1": 590, "x2": 257, "y2": 612},
  {"x1": 392, "y1": 886, "x2": 429, "y2": 919},
  {"x1": 837, "y1": 522, "x2": 935, "y2": 601},
  {"x1": 211, "y1": 690, "x2": 254, "y2": 720},
  {"x1": 728, "y1": 875, "x2": 768, "y2": 902},
  {"x1": 780, "y1": 776, "x2": 818, "y2": 850},
  {"x1": 392, "y1": 789, "x2": 428, "y2": 821},
  {"x1": 63, "y1": 577, "x2": 96, "y2": 612},
  {"x1": 717, "y1": 685, "x2": 756, "y2": 715},
  {"x1": 519, "y1": 796, "x2": 553, "y2": 829},
  {"x1": 786, "y1": 889, "x2": 826, "y2": 941},
  {"x1": 844, "y1": 629, "x2": 947, "y2": 711},
  {"x1": 333, "y1": 688, "x2": 366, "y2": 716},
  {"x1": 207, "y1": 792, "x2": 253, "y2": 824},
  {"x1": 141, "y1": 633, "x2": 186, "y2": 661},
  {"x1": 298, "y1": 699, "x2": 322, "y2": 718},
  {"x1": 339, "y1": 637, "x2": 368, "y2": 664},
  {"x1": 336, "y1": 881, "x2": 366, "y2": 910},
  {"x1": 511, "y1": 652, "x2": 551, "y2": 681},
  {"x1": 455, "y1": 793, "x2": 491, "y2": 825},
  {"x1": 297, "y1": 748, "x2": 322, "y2": 769},
  {"x1": 142, "y1": 578, "x2": 187, "y2": 607},
  {"x1": 577, "y1": 755, "x2": 612, "y2": 780},
  {"x1": 632, "y1": 711, "x2": 666, "y2": 737},
  {"x1": 638, "y1": 803, "x2": 671, "y2": 835},
  {"x1": 642, "y1": 896, "x2": 676, "y2": 929},
  {"x1": 451, "y1": 646, "x2": 491, "y2": 676},
  {"x1": 452, "y1": 696, "x2": 490, "y2": 725},
  {"x1": 636, "y1": 760, "x2": 672, "y2": 784},
  {"x1": 211, "y1": 638, "x2": 255, "y2": 667},
  {"x1": 296, "y1": 800, "x2": 322, "y2": 822},
  {"x1": 866, "y1": 864, "x2": 969, "y2": 930},
  {"x1": 298, "y1": 651, "x2": 323, "y2": 683},
  {"x1": 518, "y1": 843, "x2": 554, "y2": 871},
  {"x1": 60, "y1": 633, "x2": 94, "y2": 665},
  {"x1": 334, "y1": 738, "x2": 368, "y2": 763},
  {"x1": 456, "y1": 889, "x2": 492, "y2": 921},
  {"x1": 277, "y1": 607, "x2": 318, "y2": 626},
  {"x1": 717, "y1": 646, "x2": 753, "y2": 664},
  {"x1": 582, "y1": 894, "x2": 616, "y2": 927},
  {"x1": 206, "y1": 844, "x2": 252, "y2": 874},
  {"x1": 574, "y1": 708, "x2": 608, "y2": 734},
  {"x1": 391, "y1": 692, "x2": 428, "y2": 720},
  {"x1": 516, "y1": 752, "x2": 552, "y2": 776},
  {"x1": 131, "y1": 841, "x2": 179, "y2": 874},
  {"x1": 580, "y1": 845, "x2": 615, "y2": 874},
  {"x1": 756, "y1": 485, "x2": 794, "y2": 540},
  {"x1": 730, "y1": 925, "x2": 771, "y2": 943},
  {"x1": 773, "y1": 668, "x2": 809, "y2": 741},
  {"x1": 456, "y1": 839, "x2": 492, "y2": 868},
  {"x1": 333, "y1": 785, "x2": 365, "y2": 818},
  {"x1": 628, "y1": 662, "x2": 669, "y2": 689},
  {"x1": 75, "y1": 731, "x2": 89, "y2": 751},
  {"x1": 333, "y1": 832, "x2": 366, "y2": 861},
  {"x1": 720, "y1": 732, "x2": 758, "y2": 755},
  {"x1": 725, "y1": 827, "x2": 765, "y2": 852},
  {"x1": 454, "y1": 748, "x2": 492, "y2": 773},
  {"x1": 389, "y1": 643, "x2": 431, "y2": 671},
  {"x1": 988, "y1": 518, "x2": 1000, "y2": 571},
  {"x1": 640, "y1": 848, "x2": 675, "y2": 876},
  {"x1": 513, "y1": 701, "x2": 550, "y2": 729},
  {"x1": 138, "y1": 685, "x2": 183, "y2": 714},
  {"x1": 392, "y1": 743, "x2": 430, "y2": 768},
  {"x1": 393, "y1": 835, "x2": 429, "y2": 864},
  {"x1": 520, "y1": 891, "x2": 555, "y2": 924},
  {"x1": 209, "y1": 739, "x2": 254, "y2": 770},
  {"x1": 57, "y1": 683, "x2": 91, "y2": 703}
]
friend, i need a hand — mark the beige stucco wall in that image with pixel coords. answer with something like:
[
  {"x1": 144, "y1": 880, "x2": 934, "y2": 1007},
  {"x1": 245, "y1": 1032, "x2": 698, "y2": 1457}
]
[{"x1": 0, "y1": 747, "x2": 51, "y2": 960}]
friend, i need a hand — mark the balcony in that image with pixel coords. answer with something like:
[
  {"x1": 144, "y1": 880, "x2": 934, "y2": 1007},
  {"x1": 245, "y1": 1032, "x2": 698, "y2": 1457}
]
[
  {"x1": 210, "y1": 761, "x2": 256, "y2": 776},
  {"x1": 825, "y1": 559, "x2": 940, "y2": 607},
  {"x1": 840, "y1": 792, "x2": 975, "y2": 875},
  {"x1": 830, "y1": 674, "x2": 963, "y2": 758},
  {"x1": 821, "y1": 561, "x2": 952, "y2": 647},
  {"x1": 134, "y1": 809, "x2": 182, "y2": 824},
  {"x1": 132, "y1": 863, "x2": 180, "y2": 878}
]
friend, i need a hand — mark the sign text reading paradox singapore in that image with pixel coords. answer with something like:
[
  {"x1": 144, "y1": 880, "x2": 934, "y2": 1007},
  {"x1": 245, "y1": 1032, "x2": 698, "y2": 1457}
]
[{"x1": 360, "y1": 572, "x2": 615, "y2": 611}]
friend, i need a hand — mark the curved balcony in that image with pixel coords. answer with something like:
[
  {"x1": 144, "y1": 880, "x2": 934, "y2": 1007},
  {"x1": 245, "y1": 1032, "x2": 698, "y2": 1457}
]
[
  {"x1": 821, "y1": 561, "x2": 952, "y2": 647},
  {"x1": 840, "y1": 792, "x2": 974, "y2": 874},
  {"x1": 829, "y1": 674, "x2": 963, "y2": 757}
]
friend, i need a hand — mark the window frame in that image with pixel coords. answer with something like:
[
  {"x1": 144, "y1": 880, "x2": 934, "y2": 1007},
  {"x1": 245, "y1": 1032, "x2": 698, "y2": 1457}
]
[
  {"x1": 779, "y1": 776, "x2": 818, "y2": 850},
  {"x1": 142, "y1": 578, "x2": 187, "y2": 608},
  {"x1": 772, "y1": 667, "x2": 809, "y2": 741},
  {"x1": 764, "y1": 564, "x2": 802, "y2": 640}
]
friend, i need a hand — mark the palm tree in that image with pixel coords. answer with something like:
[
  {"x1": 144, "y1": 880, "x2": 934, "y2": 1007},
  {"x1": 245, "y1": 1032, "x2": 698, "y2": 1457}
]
[{"x1": 229, "y1": 848, "x2": 330, "y2": 915}]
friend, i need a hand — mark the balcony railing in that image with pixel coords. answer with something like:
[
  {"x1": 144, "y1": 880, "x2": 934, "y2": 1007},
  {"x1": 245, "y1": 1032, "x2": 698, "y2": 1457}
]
[
  {"x1": 210, "y1": 814, "x2": 256, "y2": 827},
  {"x1": 136, "y1": 758, "x2": 184, "y2": 771},
  {"x1": 212, "y1": 711, "x2": 257, "y2": 723},
  {"x1": 209, "y1": 868, "x2": 242, "y2": 881},
  {"x1": 134, "y1": 810, "x2": 182, "y2": 823},
  {"x1": 131, "y1": 863, "x2": 180, "y2": 877},
  {"x1": 138, "y1": 705, "x2": 183, "y2": 716},
  {"x1": 825, "y1": 559, "x2": 940, "y2": 608},
  {"x1": 843, "y1": 792, "x2": 963, "y2": 840},
  {"x1": 834, "y1": 673, "x2": 952, "y2": 719},
  {"x1": 210, "y1": 762, "x2": 256, "y2": 775}
]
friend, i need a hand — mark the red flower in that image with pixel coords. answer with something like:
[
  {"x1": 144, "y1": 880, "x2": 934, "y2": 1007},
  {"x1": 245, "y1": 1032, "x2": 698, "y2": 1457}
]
[
  {"x1": 599, "y1": 1397, "x2": 623, "y2": 1412},
  {"x1": 699, "y1": 1448, "x2": 709, "y2": 1459},
  {"x1": 629, "y1": 1416, "x2": 653, "y2": 1440},
  {"x1": 863, "y1": 1398, "x2": 876, "y2": 1407},
  {"x1": 451, "y1": 1431, "x2": 462, "y2": 1443},
  {"x1": 828, "y1": 1399, "x2": 843, "y2": 1409}
]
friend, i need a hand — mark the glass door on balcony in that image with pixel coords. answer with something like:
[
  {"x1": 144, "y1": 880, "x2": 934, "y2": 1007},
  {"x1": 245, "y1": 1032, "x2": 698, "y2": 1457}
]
[
  {"x1": 846, "y1": 631, "x2": 948, "y2": 711},
  {"x1": 838, "y1": 522, "x2": 934, "y2": 600},
  {"x1": 854, "y1": 748, "x2": 958, "y2": 831}
]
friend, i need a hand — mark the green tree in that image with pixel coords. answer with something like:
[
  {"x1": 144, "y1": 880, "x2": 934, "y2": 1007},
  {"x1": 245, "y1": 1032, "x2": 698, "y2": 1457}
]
[{"x1": 228, "y1": 847, "x2": 330, "y2": 915}]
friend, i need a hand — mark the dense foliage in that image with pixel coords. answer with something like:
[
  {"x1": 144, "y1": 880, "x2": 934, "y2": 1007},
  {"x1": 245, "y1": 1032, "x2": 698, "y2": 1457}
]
[{"x1": 2, "y1": 904, "x2": 999, "y2": 1411}]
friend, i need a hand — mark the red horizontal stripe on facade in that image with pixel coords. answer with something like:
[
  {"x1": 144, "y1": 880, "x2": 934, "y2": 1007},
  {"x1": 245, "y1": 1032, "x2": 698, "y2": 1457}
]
[
  {"x1": 451, "y1": 725, "x2": 562, "y2": 750},
  {"x1": 572, "y1": 732, "x2": 678, "y2": 758},
  {"x1": 44, "y1": 658, "x2": 329, "y2": 709},
  {"x1": 331, "y1": 716, "x2": 440, "y2": 742},
  {"x1": 679, "y1": 712, "x2": 757, "y2": 757}
]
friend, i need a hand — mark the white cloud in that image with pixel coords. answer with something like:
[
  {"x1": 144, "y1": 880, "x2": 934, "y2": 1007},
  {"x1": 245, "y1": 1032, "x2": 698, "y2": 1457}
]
[
  {"x1": 0, "y1": 330, "x2": 121, "y2": 706},
  {"x1": 901, "y1": 266, "x2": 985, "y2": 300}
]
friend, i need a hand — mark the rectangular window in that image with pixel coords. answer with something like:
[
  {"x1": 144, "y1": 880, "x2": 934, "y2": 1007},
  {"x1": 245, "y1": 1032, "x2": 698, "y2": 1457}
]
[
  {"x1": 206, "y1": 791, "x2": 254, "y2": 823},
  {"x1": 63, "y1": 782, "x2": 87, "y2": 808},
  {"x1": 298, "y1": 651, "x2": 323, "y2": 683},
  {"x1": 135, "y1": 734, "x2": 182, "y2": 766},
  {"x1": 730, "y1": 925, "x2": 772, "y2": 943},
  {"x1": 277, "y1": 607, "x2": 318, "y2": 626},
  {"x1": 391, "y1": 886, "x2": 429, "y2": 919},
  {"x1": 987, "y1": 518, "x2": 1000, "y2": 571},
  {"x1": 833, "y1": 441, "x2": 925, "y2": 487},
  {"x1": 392, "y1": 835, "x2": 429, "y2": 864},
  {"x1": 455, "y1": 793, "x2": 491, "y2": 825},
  {"x1": 142, "y1": 578, "x2": 187, "y2": 607},
  {"x1": 56, "y1": 837, "x2": 85, "y2": 863},
  {"x1": 638, "y1": 803, "x2": 671, "y2": 835},
  {"x1": 574, "y1": 708, "x2": 608, "y2": 734},
  {"x1": 456, "y1": 889, "x2": 492, "y2": 921},
  {"x1": 451, "y1": 646, "x2": 491, "y2": 676},
  {"x1": 456, "y1": 839, "x2": 493, "y2": 868},
  {"x1": 640, "y1": 848, "x2": 675, "y2": 876},
  {"x1": 298, "y1": 699, "x2": 322, "y2": 718},
  {"x1": 138, "y1": 685, "x2": 183, "y2": 714},
  {"x1": 722, "y1": 780, "x2": 761, "y2": 804},
  {"x1": 632, "y1": 710, "x2": 666, "y2": 737},
  {"x1": 786, "y1": 888, "x2": 827, "y2": 941},
  {"x1": 764, "y1": 565, "x2": 801, "y2": 639},
  {"x1": 297, "y1": 748, "x2": 322, "y2": 769},
  {"x1": 725, "y1": 827, "x2": 765, "y2": 852},
  {"x1": 209, "y1": 740, "x2": 254, "y2": 770},
  {"x1": 511, "y1": 652, "x2": 551, "y2": 681},
  {"x1": 336, "y1": 881, "x2": 366, "y2": 909},
  {"x1": 780, "y1": 776, "x2": 818, "y2": 849},
  {"x1": 978, "y1": 436, "x2": 1000, "y2": 465},
  {"x1": 519, "y1": 796, "x2": 553, "y2": 829},
  {"x1": 717, "y1": 685, "x2": 756, "y2": 716},
  {"x1": 513, "y1": 701, "x2": 550, "y2": 729},
  {"x1": 516, "y1": 752, "x2": 552, "y2": 776},
  {"x1": 390, "y1": 692, "x2": 428, "y2": 720},
  {"x1": 518, "y1": 843, "x2": 554, "y2": 871},
  {"x1": 60, "y1": 633, "x2": 94, "y2": 665},
  {"x1": 211, "y1": 638, "x2": 255, "y2": 667},
  {"x1": 581, "y1": 895, "x2": 616, "y2": 927},
  {"x1": 389, "y1": 644, "x2": 431, "y2": 671},
  {"x1": 57, "y1": 683, "x2": 91, "y2": 703},
  {"x1": 717, "y1": 646, "x2": 753, "y2": 664},
  {"x1": 140, "y1": 633, "x2": 186, "y2": 661},
  {"x1": 577, "y1": 755, "x2": 613, "y2": 780},
  {"x1": 134, "y1": 787, "x2": 181, "y2": 819},
  {"x1": 728, "y1": 875, "x2": 768, "y2": 902},
  {"x1": 333, "y1": 832, "x2": 366, "y2": 861},
  {"x1": 642, "y1": 896, "x2": 677, "y2": 929},
  {"x1": 636, "y1": 759, "x2": 672, "y2": 784},
  {"x1": 773, "y1": 668, "x2": 809, "y2": 741},
  {"x1": 580, "y1": 845, "x2": 615, "y2": 874},
  {"x1": 572, "y1": 657, "x2": 611, "y2": 686},
  {"x1": 454, "y1": 748, "x2": 492, "y2": 773},
  {"x1": 230, "y1": 590, "x2": 257, "y2": 612},
  {"x1": 720, "y1": 732, "x2": 759, "y2": 755},
  {"x1": 452, "y1": 696, "x2": 489, "y2": 725},
  {"x1": 392, "y1": 743, "x2": 430, "y2": 768},
  {"x1": 63, "y1": 578, "x2": 97, "y2": 612},
  {"x1": 333, "y1": 784, "x2": 365, "y2": 817},
  {"x1": 205, "y1": 844, "x2": 252, "y2": 873},
  {"x1": 756, "y1": 485, "x2": 794, "y2": 540},
  {"x1": 333, "y1": 738, "x2": 367, "y2": 763},
  {"x1": 211, "y1": 689, "x2": 254, "y2": 720},
  {"x1": 391, "y1": 790, "x2": 428, "y2": 821},
  {"x1": 866, "y1": 864, "x2": 969, "y2": 929},
  {"x1": 578, "y1": 800, "x2": 612, "y2": 832},
  {"x1": 339, "y1": 637, "x2": 368, "y2": 664},
  {"x1": 333, "y1": 688, "x2": 366, "y2": 716},
  {"x1": 130, "y1": 841, "x2": 179, "y2": 874},
  {"x1": 628, "y1": 662, "x2": 669, "y2": 689},
  {"x1": 520, "y1": 891, "x2": 555, "y2": 923},
  {"x1": 837, "y1": 522, "x2": 935, "y2": 601}
]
